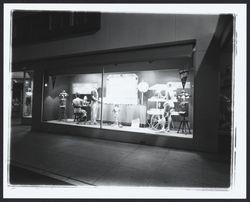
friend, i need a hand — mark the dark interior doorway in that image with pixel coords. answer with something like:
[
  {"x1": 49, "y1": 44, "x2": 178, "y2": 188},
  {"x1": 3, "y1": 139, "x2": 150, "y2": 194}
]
[{"x1": 12, "y1": 73, "x2": 24, "y2": 124}]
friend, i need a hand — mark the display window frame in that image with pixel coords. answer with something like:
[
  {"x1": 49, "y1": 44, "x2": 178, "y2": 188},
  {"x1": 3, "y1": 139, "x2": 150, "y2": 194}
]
[{"x1": 41, "y1": 58, "x2": 195, "y2": 139}]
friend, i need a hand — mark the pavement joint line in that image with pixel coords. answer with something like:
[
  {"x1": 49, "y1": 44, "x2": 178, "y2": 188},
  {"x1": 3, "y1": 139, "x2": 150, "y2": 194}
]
[{"x1": 10, "y1": 160, "x2": 96, "y2": 186}]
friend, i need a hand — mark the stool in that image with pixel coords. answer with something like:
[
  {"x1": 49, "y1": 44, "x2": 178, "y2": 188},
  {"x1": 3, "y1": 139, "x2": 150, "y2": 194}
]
[
  {"x1": 177, "y1": 112, "x2": 191, "y2": 134},
  {"x1": 74, "y1": 110, "x2": 87, "y2": 123}
]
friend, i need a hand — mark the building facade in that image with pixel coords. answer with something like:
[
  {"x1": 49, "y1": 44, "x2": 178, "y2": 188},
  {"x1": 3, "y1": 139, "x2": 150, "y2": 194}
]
[{"x1": 12, "y1": 12, "x2": 233, "y2": 153}]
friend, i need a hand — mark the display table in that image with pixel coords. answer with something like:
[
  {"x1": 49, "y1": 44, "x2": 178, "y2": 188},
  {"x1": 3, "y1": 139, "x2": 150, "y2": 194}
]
[{"x1": 97, "y1": 103, "x2": 147, "y2": 124}]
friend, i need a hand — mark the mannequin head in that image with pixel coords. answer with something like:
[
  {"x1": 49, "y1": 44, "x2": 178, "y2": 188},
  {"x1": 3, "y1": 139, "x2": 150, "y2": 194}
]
[
  {"x1": 75, "y1": 92, "x2": 79, "y2": 98},
  {"x1": 91, "y1": 88, "x2": 98, "y2": 96}
]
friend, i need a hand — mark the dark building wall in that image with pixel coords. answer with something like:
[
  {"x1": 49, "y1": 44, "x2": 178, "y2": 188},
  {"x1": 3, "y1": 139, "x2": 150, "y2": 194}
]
[
  {"x1": 13, "y1": 13, "x2": 219, "y2": 67},
  {"x1": 32, "y1": 69, "x2": 44, "y2": 128},
  {"x1": 193, "y1": 38, "x2": 221, "y2": 152},
  {"x1": 218, "y1": 50, "x2": 232, "y2": 154}
]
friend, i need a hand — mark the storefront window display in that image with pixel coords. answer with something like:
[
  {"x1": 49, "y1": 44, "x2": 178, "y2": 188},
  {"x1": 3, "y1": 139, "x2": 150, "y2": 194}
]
[
  {"x1": 42, "y1": 68, "x2": 193, "y2": 137},
  {"x1": 102, "y1": 69, "x2": 194, "y2": 137},
  {"x1": 23, "y1": 71, "x2": 33, "y2": 118},
  {"x1": 43, "y1": 73, "x2": 102, "y2": 128}
]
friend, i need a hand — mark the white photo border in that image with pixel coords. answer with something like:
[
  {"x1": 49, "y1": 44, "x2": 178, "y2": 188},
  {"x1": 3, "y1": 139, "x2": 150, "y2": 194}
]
[{"x1": 3, "y1": 3, "x2": 247, "y2": 199}]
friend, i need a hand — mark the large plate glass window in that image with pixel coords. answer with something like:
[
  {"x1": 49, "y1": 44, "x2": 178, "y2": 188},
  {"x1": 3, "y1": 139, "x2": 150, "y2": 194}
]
[
  {"x1": 102, "y1": 66, "x2": 194, "y2": 138},
  {"x1": 42, "y1": 73, "x2": 102, "y2": 128}
]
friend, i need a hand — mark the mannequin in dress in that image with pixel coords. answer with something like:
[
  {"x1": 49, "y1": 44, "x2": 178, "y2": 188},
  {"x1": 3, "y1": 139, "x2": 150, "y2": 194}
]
[{"x1": 90, "y1": 88, "x2": 99, "y2": 125}]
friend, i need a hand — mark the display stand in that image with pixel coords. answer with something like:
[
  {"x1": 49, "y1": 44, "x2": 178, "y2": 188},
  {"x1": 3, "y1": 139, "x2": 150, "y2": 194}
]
[{"x1": 177, "y1": 112, "x2": 191, "y2": 134}]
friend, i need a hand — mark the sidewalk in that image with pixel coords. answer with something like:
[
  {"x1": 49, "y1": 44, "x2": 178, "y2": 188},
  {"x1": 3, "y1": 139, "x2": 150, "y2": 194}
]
[{"x1": 10, "y1": 124, "x2": 231, "y2": 187}]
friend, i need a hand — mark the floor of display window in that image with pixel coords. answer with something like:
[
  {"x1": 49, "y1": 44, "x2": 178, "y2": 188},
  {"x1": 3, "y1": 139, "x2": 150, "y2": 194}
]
[{"x1": 46, "y1": 119, "x2": 193, "y2": 138}]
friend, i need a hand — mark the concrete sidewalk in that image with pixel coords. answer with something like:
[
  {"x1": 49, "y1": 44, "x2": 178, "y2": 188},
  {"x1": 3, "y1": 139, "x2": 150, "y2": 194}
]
[{"x1": 10, "y1": 124, "x2": 231, "y2": 187}]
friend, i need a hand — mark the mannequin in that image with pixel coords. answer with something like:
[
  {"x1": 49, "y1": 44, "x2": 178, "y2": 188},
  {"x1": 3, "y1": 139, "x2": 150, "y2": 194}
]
[
  {"x1": 162, "y1": 82, "x2": 176, "y2": 132},
  {"x1": 25, "y1": 87, "x2": 32, "y2": 116},
  {"x1": 72, "y1": 92, "x2": 87, "y2": 124},
  {"x1": 59, "y1": 89, "x2": 68, "y2": 121},
  {"x1": 112, "y1": 104, "x2": 120, "y2": 126},
  {"x1": 90, "y1": 88, "x2": 99, "y2": 125}
]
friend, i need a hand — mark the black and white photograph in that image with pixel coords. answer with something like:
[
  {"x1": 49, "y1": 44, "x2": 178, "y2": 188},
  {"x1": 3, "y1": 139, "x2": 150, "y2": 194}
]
[{"x1": 3, "y1": 3, "x2": 246, "y2": 199}]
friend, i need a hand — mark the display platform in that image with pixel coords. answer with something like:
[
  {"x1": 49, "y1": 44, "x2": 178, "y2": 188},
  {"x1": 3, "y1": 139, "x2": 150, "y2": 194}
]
[
  {"x1": 102, "y1": 124, "x2": 192, "y2": 138},
  {"x1": 46, "y1": 119, "x2": 101, "y2": 128},
  {"x1": 46, "y1": 119, "x2": 193, "y2": 138}
]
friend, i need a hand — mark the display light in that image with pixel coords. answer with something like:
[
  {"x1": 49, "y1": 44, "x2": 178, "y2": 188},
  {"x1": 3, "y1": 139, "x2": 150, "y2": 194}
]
[{"x1": 138, "y1": 81, "x2": 149, "y2": 105}]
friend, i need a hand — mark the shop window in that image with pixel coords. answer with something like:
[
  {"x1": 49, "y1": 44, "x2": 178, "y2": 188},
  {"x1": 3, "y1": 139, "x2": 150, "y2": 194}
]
[
  {"x1": 102, "y1": 69, "x2": 194, "y2": 138},
  {"x1": 42, "y1": 73, "x2": 102, "y2": 128},
  {"x1": 23, "y1": 71, "x2": 33, "y2": 118},
  {"x1": 42, "y1": 66, "x2": 193, "y2": 138}
]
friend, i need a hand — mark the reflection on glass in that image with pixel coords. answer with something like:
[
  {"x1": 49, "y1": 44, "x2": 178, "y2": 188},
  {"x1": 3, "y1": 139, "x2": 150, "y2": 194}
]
[
  {"x1": 23, "y1": 72, "x2": 33, "y2": 117},
  {"x1": 43, "y1": 73, "x2": 102, "y2": 128},
  {"x1": 102, "y1": 69, "x2": 194, "y2": 138}
]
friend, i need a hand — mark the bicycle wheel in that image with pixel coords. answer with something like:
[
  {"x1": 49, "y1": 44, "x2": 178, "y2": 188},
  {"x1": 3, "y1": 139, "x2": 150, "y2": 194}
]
[{"x1": 151, "y1": 114, "x2": 164, "y2": 130}]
